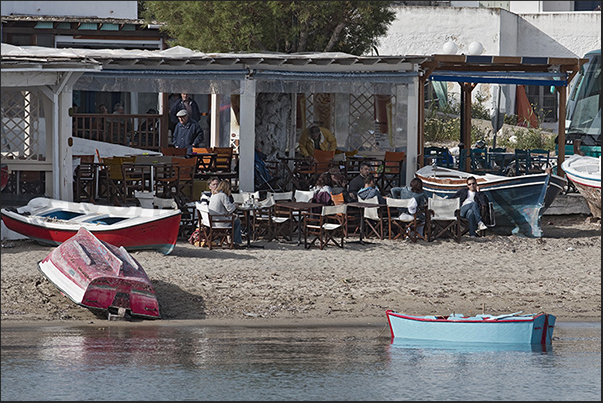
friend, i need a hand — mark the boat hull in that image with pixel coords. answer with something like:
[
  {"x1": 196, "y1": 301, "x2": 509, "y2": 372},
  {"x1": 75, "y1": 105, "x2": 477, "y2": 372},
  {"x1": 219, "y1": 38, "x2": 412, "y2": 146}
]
[
  {"x1": 561, "y1": 156, "x2": 601, "y2": 219},
  {"x1": 1, "y1": 197, "x2": 181, "y2": 255},
  {"x1": 416, "y1": 166, "x2": 567, "y2": 237},
  {"x1": 38, "y1": 227, "x2": 160, "y2": 319},
  {"x1": 386, "y1": 310, "x2": 555, "y2": 345}
]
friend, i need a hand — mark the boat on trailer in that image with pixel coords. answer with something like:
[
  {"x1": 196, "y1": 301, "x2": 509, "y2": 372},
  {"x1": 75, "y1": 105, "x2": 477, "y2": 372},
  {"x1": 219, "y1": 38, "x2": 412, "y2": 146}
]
[
  {"x1": 415, "y1": 165, "x2": 567, "y2": 237},
  {"x1": 386, "y1": 310, "x2": 556, "y2": 345},
  {"x1": 38, "y1": 227, "x2": 160, "y2": 320},
  {"x1": 1, "y1": 197, "x2": 181, "y2": 255}
]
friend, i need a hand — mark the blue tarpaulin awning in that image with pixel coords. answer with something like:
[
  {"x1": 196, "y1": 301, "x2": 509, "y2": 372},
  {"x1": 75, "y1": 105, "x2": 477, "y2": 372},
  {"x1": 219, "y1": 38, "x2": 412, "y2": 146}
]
[{"x1": 429, "y1": 70, "x2": 567, "y2": 86}]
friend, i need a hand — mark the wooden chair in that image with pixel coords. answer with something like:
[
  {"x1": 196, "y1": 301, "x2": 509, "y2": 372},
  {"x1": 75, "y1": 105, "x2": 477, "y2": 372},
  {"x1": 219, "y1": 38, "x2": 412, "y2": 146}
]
[
  {"x1": 121, "y1": 161, "x2": 147, "y2": 203},
  {"x1": 360, "y1": 196, "x2": 386, "y2": 240},
  {"x1": 192, "y1": 147, "x2": 216, "y2": 173},
  {"x1": 251, "y1": 195, "x2": 293, "y2": 242},
  {"x1": 103, "y1": 156, "x2": 136, "y2": 205},
  {"x1": 73, "y1": 155, "x2": 97, "y2": 203},
  {"x1": 513, "y1": 149, "x2": 530, "y2": 175},
  {"x1": 302, "y1": 204, "x2": 347, "y2": 250},
  {"x1": 195, "y1": 201, "x2": 235, "y2": 249},
  {"x1": 379, "y1": 151, "x2": 405, "y2": 195},
  {"x1": 426, "y1": 197, "x2": 466, "y2": 243},
  {"x1": 487, "y1": 147, "x2": 508, "y2": 175},
  {"x1": 171, "y1": 156, "x2": 197, "y2": 202},
  {"x1": 528, "y1": 149, "x2": 551, "y2": 173},
  {"x1": 424, "y1": 146, "x2": 454, "y2": 168},
  {"x1": 386, "y1": 197, "x2": 427, "y2": 242},
  {"x1": 470, "y1": 148, "x2": 490, "y2": 174},
  {"x1": 213, "y1": 147, "x2": 234, "y2": 172},
  {"x1": 294, "y1": 150, "x2": 335, "y2": 188},
  {"x1": 293, "y1": 189, "x2": 315, "y2": 202},
  {"x1": 267, "y1": 191, "x2": 295, "y2": 241},
  {"x1": 161, "y1": 147, "x2": 187, "y2": 157},
  {"x1": 330, "y1": 192, "x2": 345, "y2": 205}
]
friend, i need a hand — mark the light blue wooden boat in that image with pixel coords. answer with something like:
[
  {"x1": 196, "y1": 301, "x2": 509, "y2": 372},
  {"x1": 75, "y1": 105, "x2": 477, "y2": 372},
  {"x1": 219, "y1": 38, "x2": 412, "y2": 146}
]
[
  {"x1": 386, "y1": 310, "x2": 556, "y2": 345},
  {"x1": 415, "y1": 165, "x2": 567, "y2": 237}
]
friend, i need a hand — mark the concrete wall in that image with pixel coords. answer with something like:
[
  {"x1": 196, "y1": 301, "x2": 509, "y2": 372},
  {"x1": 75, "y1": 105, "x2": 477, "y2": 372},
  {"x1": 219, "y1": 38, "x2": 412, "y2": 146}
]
[
  {"x1": 1, "y1": 1, "x2": 137, "y2": 19},
  {"x1": 516, "y1": 12, "x2": 601, "y2": 58},
  {"x1": 376, "y1": 6, "x2": 600, "y2": 58},
  {"x1": 377, "y1": 6, "x2": 504, "y2": 57}
]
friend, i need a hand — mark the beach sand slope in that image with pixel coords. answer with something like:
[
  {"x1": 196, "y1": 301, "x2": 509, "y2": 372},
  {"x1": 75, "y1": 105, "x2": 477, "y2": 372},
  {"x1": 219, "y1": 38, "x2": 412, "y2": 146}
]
[{"x1": 1, "y1": 215, "x2": 600, "y2": 326}]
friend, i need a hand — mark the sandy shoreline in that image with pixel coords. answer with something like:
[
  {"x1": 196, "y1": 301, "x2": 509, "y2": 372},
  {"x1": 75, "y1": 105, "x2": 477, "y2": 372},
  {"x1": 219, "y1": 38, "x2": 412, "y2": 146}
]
[{"x1": 1, "y1": 214, "x2": 600, "y2": 328}]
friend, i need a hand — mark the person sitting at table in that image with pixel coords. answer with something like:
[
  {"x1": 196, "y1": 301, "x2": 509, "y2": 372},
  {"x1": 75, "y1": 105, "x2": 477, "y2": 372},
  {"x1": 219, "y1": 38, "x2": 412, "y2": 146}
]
[
  {"x1": 329, "y1": 167, "x2": 352, "y2": 203},
  {"x1": 200, "y1": 176, "x2": 220, "y2": 205},
  {"x1": 389, "y1": 177, "x2": 428, "y2": 221},
  {"x1": 357, "y1": 174, "x2": 386, "y2": 204},
  {"x1": 348, "y1": 161, "x2": 372, "y2": 201},
  {"x1": 208, "y1": 179, "x2": 243, "y2": 246},
  {"x1": 298, "y1": 125, "x2": 337, "y2": 160},
  {"x1": 172, "y1": 109, "x2": 204, "y2": 156},
  {"x1": 310, "y1": 171, "x2": 334, "y2": 212}
]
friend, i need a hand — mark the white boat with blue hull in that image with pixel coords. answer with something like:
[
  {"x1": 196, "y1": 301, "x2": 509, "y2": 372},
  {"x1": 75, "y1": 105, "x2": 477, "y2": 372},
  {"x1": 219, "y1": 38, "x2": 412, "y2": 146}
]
[
  {"x1": 416, "y1": 165, "x2": 567, "y2": 237},
  {"x1": 386, "y1": 310, "x2": 556, "y2": 345}
]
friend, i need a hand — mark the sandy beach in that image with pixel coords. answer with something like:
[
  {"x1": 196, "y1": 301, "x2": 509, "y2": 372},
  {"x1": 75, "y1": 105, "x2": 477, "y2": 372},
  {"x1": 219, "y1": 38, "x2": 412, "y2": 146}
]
[{"x1": 1, "y1": 214, "x2": 600, "y2": 328}]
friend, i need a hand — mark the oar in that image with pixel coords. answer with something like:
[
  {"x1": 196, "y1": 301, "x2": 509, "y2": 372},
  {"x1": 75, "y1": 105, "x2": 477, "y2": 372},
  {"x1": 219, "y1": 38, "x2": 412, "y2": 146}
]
[{"x1": 487, "y1": 311, "x2": 524, "y2": 320}]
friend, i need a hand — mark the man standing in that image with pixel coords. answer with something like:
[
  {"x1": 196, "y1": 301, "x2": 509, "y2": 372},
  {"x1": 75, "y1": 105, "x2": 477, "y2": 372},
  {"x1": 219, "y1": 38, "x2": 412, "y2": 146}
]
[
  {"x1": 298, "y1": 125, "x2": 337, "y2": 159},
  {"x1": 170, "y1": 93, "x2": 201, "y2": 123},
  {"x1": 172, "y1": 109, "x2": 204, "y2": 156},
  {"x1": 170, "y1": 93, "x2": 203, "y2": 136}
]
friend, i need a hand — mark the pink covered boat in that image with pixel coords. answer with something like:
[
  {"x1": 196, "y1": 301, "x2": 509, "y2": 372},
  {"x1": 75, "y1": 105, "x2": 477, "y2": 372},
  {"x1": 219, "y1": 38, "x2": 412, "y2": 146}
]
[{"x1": 38, "y1": 227, "x2": 160, "y2": 320}]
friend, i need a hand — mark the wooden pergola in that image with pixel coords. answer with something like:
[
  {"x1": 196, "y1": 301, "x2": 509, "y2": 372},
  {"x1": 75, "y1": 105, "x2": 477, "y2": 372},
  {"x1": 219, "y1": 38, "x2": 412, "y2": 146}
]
[{"x1": 418, "y1": 54, "x2": 588, "y2": 175}]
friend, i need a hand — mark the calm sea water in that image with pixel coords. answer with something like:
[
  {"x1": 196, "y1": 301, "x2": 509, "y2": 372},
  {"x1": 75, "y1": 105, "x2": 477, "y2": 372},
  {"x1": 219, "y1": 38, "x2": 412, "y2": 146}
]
[{"x1": 1, "y1": 321, "x2": 600, "y2": 401}]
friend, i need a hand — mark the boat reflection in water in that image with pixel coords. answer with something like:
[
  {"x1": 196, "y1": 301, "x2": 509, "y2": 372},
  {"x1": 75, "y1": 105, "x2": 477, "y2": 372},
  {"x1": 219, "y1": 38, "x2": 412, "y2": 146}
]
[{"x1": 389, "y1": 337, "x2": 552, "y2": 354}]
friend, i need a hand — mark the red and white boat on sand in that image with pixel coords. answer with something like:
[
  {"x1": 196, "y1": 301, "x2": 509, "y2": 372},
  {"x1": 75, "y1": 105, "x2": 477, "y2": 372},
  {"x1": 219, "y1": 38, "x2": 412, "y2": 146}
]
[
  {"x1": 38, "y1": 227, "x2": 161, "y2": 320},
  {"x1": 1, "y1": 197, "x2": 181, "y2": 255}
]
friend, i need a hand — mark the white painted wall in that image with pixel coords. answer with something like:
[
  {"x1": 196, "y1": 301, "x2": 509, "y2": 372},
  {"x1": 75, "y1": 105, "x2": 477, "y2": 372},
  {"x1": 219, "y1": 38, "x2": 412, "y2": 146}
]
[
  {"x1": 377, "y1": 6, "x2": 600, "y2": 58},
  {"x1": 516, "y1": 12, "x2": 601, "y2": 58},
  {"x1": 378, "y1": 6, "x2": 505, "y2": 57},
  {"x1": 1, "y1": 1, "x2": 138, "y2": 19}
]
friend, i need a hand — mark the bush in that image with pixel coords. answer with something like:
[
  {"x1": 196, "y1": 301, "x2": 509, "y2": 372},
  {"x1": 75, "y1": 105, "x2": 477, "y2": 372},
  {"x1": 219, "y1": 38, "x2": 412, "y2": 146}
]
[
  {"x1": 496, "y1": 127, "x2": 556, "y2": 151},
  {"x1": 424, "y1": 90, "x2": 493, "y2": 144}
]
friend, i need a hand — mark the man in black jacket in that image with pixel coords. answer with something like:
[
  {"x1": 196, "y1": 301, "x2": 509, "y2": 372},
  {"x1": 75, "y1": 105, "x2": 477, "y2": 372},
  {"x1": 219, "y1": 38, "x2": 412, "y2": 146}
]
[
  {"x1": 450, "y1": 176, "x2": 490, "y2": 237},
  {"x1": 347, "y1": 161, "x2": 372, "y2": 201}
]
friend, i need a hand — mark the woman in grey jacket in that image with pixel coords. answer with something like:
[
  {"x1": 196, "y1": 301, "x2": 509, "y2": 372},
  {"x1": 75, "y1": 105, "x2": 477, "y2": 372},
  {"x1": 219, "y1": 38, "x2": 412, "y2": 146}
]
[{"x1": 208, "y1": 180, "x2": 243, "y2": 245}]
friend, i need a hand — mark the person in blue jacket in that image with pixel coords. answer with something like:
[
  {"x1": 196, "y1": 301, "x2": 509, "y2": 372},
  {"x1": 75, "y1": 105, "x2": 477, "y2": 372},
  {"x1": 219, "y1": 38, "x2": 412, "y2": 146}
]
[{"x1": 172, "y1": 109, "x2": 204, "y2": 156}]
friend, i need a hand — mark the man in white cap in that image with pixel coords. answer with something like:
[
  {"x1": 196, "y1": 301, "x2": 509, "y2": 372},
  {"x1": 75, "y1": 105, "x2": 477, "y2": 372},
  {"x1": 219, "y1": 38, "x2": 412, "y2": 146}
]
[{"x1": 172, "y1": 109, "x2": 204, "y2": 156}]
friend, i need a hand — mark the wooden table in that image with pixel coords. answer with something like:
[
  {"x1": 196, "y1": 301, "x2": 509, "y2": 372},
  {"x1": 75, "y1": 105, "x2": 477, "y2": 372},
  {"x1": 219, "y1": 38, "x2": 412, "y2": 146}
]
[
  {"x1": 275, "y1": 201, "x2": 324, "y2": 245},
  {"x1": 126, "y1": 161, "x2": 176, "y2": 196},
  {"x1": 236, "y1": 204, "x2": 265, "y2": 249},
  {"x1": 347, "y1": 201, "x2": 386, "y2": 245}
]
